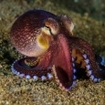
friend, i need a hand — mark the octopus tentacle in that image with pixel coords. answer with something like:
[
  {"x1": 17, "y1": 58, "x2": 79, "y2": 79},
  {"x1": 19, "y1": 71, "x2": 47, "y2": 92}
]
[
  {"x1": 95, "y1": 55, "x2": 105, "y2": 78},
  {"x1": 69, "y1": 36, "x2": 103, "y2": 81},
  {"x1": 52, "y1": 65, "x2": 76, "y2": 91},
  {"x1": 50, "y1": 34, "x2": 75, "y2": 91},
  {"x1": 95, "y1": 55, "x2": 105, "y2": 67},
  {"x1": 11, "y1": 57, "x2": 53, "y2": 81}
]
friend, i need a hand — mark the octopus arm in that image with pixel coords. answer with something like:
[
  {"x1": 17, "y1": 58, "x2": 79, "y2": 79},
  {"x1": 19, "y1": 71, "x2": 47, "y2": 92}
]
[
  {"x1": 95, "y1": 55, "x2": 105, "y2": 78},
  {"x1": 51, "y1": 34, "x2": 75, "y2": 91},
  {"x1": 69, "y1": 36, "x2": 103, "y2": 81}
]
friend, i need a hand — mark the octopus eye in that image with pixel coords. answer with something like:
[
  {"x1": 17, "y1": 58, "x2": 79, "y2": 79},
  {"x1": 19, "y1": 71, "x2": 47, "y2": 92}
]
[
  {"x1": 43, "y1": 18, "x2": 60, "y2": 36},
  {"x1": 60, "y1": 15, "x2": 74, "y2": 35},
  {"x1": 41, "y1": 26, "x2": 51, "y2": 36}
]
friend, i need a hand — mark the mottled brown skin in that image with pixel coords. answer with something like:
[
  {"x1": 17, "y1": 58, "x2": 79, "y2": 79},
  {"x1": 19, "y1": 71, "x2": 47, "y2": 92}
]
[
  {"x1": 10, "y1": 10, "x2": 57, "y2": 56},
  {"x1": 10, "y1": 9, "x2": 104, "y2": 91}
]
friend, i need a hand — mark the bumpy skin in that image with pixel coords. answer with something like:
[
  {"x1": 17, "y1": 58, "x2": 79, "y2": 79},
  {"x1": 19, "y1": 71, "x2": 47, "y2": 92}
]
[
  {"x1": 10, "y1": 10, "x2": 57, "y2": 56},
  {"x1": 10, "y1": 9, "x2": 105, "y2": 91}
]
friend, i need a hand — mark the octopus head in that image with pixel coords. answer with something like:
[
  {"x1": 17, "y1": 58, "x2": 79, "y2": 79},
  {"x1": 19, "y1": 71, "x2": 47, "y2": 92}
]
[{"x1": 10, "y1": 10, "x2": 60, "y2": 57}]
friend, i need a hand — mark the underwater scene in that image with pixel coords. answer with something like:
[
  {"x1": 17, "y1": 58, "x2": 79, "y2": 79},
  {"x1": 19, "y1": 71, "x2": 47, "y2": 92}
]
[{"x1": 0, "y1": 0, "x2": 105, "y2": 105}]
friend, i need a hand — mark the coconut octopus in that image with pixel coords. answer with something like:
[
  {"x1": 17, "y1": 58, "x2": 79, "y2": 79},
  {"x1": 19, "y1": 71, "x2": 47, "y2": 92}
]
[{"x1": 10, "y1": 9, "x2": 105, "y2": 91}]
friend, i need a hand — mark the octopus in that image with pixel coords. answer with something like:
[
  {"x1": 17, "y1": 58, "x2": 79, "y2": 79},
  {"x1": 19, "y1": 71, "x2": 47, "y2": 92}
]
[{"x1": 10, "y1": 9, "x2": 105, "y2": 91}]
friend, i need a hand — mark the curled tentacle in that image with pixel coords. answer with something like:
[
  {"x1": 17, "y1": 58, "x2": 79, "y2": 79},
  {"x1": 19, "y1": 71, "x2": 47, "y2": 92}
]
[
  {"x1": 51, "y1": 34, "x2": 75, "y2": 91},
  {"x1": 69, "y1": 36, "x2": 103, "y2": 82},
  {"x1": 11, "y1": 57, "x2": 53, "y2": 81},
  {"x1": 95, "y1": 55, "x2": 105, "y2": 78}
]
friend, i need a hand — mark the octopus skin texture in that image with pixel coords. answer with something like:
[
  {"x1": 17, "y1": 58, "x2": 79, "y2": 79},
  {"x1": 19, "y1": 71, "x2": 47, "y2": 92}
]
[{"x1": 10, "y1": 9, "x2": 105, "y2": 91}]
